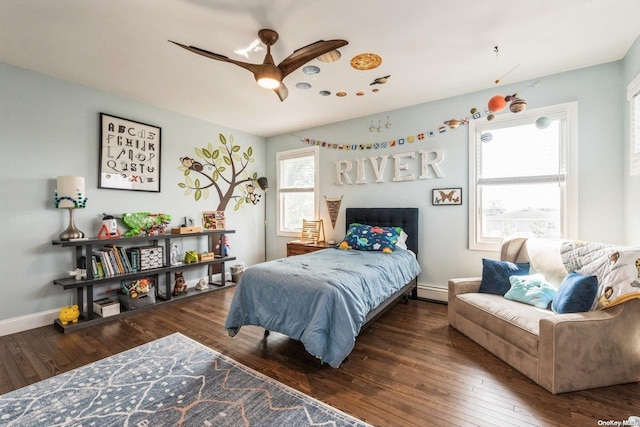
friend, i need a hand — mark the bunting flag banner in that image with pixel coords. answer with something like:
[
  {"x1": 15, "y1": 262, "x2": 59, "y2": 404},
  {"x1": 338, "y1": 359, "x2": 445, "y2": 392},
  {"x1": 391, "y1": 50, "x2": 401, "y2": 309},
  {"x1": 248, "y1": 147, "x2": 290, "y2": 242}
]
[
  {"x1": 296, "y1": 91, "x2": 532, "y2": 150},
  {"x1": 324, "y1": 196, "x2": 343, "y2": 229}
]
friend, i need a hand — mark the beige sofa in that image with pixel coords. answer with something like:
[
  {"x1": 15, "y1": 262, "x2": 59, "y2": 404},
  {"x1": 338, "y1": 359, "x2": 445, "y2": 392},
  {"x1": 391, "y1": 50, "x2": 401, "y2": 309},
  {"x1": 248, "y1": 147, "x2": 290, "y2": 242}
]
[{"x1": 448, "y1": 237, "x2": 640, "y2": 394}]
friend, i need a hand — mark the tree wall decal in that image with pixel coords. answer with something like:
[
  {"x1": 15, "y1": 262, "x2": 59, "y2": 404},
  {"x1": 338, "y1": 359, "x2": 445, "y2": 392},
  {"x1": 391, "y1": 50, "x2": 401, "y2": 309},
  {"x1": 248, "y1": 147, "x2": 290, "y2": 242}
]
[{"x1": 177, "y1": 133, "x2": 260, "y2": 211}]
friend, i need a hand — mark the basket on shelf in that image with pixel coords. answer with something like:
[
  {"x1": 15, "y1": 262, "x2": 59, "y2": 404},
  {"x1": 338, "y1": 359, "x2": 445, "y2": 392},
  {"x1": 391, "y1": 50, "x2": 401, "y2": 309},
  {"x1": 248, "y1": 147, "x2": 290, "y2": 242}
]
[{"x1": 118, "y1": 277, "x2": 156, "y2": 311}]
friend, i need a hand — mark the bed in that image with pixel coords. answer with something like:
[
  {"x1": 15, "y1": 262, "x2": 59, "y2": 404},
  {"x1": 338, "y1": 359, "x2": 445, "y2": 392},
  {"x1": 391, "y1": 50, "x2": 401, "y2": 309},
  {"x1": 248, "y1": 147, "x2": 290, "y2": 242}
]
[{"x1": 224, "y1": 207, "x2": 421, "y2": 367}]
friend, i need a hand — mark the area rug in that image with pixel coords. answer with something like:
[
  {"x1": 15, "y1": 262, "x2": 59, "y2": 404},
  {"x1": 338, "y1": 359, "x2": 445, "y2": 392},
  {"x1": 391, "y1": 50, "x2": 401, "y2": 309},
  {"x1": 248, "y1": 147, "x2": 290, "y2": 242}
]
[{"x1": 0, "y1": 333, "x2": 370, "y2": 426}]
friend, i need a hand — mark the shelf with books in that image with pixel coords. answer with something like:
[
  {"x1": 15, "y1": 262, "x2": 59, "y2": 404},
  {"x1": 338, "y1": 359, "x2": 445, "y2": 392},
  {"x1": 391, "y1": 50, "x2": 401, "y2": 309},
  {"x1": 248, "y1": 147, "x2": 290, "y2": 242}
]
[
  {"x1": 52, "y1": 229, "x2": 235, "y2": 332},
  {"x1": 52, "y1": 256, "x2": 237, "y2": 289}
]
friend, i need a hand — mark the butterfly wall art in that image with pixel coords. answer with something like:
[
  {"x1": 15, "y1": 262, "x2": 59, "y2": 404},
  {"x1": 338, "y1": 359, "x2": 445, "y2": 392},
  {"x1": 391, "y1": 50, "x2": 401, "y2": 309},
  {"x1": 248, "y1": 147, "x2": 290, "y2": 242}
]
[{"x1": 432, "y1": 188, "x2": 462, "y2": 205}]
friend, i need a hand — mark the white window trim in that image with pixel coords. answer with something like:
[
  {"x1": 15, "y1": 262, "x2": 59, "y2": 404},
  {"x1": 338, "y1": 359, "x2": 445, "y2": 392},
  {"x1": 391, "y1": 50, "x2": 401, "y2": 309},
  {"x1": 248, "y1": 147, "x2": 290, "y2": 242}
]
[
  {"x1": 468, "y1": 102, "x2": 579, "y2": 251},
  {"x1": 276, "y1": 145, "x2": 319, "y2": 237},
  {"x1": 628, "y1": 72, "x2": 640, "y2": 176}
]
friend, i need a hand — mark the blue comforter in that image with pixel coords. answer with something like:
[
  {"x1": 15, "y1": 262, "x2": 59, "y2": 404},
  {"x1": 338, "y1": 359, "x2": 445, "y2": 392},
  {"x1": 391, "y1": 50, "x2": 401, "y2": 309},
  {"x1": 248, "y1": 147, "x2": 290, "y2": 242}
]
[{"x1": 224, "y1": 247, "x2": 421, "y2": 367}]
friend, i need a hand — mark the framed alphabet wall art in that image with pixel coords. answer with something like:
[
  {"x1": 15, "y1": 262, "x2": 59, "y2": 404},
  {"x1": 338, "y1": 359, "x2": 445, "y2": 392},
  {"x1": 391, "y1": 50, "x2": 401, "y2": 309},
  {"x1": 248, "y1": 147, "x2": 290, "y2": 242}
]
[
  {"x1": 432, "y1": 187, "x2": 462, "y2": 205},
  {"x1": 99, "y1": 113, "x2": 161, "y2": 192}
]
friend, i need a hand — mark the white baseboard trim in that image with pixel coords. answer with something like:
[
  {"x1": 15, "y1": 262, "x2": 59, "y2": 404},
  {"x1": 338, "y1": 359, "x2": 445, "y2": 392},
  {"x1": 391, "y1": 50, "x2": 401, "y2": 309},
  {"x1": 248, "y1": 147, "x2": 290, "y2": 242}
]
[
  {"x1": 0, "y1": 309, "x2": 59, "y2": 337},
  {"x1": 416, "y1": 282, "x2": 448, "y2": 303},
  {"x1": 0, "y1": 274, "x2": 225, "y2": 337},
  {"x1": 1, "y1": 276, "x2": 437, "y2": 337}
]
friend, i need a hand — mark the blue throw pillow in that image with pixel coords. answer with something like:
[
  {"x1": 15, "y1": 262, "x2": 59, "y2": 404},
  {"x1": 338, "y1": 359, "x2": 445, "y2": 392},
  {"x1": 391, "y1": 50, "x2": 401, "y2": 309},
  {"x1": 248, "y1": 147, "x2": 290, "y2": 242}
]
[
  {"x1": 504, "y1": 274, "x2": 556, "y2": 309},
  {"x1": 479, "y1": 259, "x2": 530, "y2": 295},
  {"x1": 551, "y1": 271, "x2": 598, "y2": 314}
]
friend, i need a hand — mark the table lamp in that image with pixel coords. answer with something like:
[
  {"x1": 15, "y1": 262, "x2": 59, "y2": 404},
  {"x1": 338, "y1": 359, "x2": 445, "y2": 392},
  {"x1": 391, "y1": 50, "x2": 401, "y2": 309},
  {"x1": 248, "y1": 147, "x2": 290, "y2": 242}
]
[{"x1": 55, "y1": 176, "x2": 88, "y2": 241}]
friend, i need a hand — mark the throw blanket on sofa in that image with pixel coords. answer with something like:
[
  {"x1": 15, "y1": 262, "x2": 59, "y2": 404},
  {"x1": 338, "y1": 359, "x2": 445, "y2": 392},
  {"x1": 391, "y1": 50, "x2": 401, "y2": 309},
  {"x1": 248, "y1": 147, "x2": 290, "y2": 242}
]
[{"x1": 560, "y1": 240, "x2": 640, "y2": 309}]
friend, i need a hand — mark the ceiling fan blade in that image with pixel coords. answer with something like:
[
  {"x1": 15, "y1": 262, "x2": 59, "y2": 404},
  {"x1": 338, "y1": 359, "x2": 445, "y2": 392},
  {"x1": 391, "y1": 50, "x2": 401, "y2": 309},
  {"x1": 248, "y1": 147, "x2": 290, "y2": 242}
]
[
  {"x1": 277, "y1": 39, "x2": 348, "y2": 78},
  {"x1": 274, "y1": 83, "x2": 289, "y2": 101},
  {"x1": 169, "y1": 40, "x2": 262, "y2": 75}
]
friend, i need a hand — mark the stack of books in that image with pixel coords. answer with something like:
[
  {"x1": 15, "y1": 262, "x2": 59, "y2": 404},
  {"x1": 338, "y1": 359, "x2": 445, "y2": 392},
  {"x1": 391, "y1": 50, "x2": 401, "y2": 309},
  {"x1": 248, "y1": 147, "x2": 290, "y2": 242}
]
[{"x1": 91, "y1": 245, "x2": 163, "y2": 278}]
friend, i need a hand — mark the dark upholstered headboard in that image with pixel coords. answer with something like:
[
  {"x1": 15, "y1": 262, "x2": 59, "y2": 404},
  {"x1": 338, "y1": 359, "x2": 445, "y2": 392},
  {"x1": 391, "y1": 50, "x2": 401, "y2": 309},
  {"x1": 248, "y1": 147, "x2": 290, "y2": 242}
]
[{"x1": 345, "y1": 208, "x2": 419, "y2": 255}]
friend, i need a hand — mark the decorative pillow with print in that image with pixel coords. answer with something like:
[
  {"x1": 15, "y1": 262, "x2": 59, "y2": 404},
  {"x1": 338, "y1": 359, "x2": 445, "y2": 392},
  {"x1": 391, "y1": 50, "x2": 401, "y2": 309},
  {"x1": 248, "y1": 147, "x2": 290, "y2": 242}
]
[
  {"x1": 338, "y1": 223, "x2": 401, "y2": 253},
  {"x1": 504, "y1": 274, "x2": 556, "y2": 309}
]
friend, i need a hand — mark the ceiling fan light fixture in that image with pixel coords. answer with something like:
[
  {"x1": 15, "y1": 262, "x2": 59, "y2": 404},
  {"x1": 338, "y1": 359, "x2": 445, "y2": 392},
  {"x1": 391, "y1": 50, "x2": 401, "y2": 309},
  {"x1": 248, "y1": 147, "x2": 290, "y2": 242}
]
[
  {"x1": 171, "y1": 29, "x2": 347, "y2": 101},
  {"x1": 257, "y1": 76, "x2": 281, "y2": 89},
  {"x1": 256, "y1": 63, "x2": 282, "y2": 89}
]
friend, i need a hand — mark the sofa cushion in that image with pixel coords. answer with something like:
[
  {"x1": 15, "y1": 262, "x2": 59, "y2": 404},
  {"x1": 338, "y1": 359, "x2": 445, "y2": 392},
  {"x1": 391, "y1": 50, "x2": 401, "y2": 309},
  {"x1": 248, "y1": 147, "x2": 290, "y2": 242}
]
[
  {"x1": 524, "y1": 238, "x2": 569, "y2": 287},
  {"x1": 479, "y1": 258, "x2": 530, "y2": 295},
  {"x1": 505, "y1": 274, "x2": 556, "y2": 309},
  {"x1": 551, "y1": 272, "x2": 598, "y2": 314},
  {"x1": 456, "y1": 293, "x2": 554, "y2": 357}
]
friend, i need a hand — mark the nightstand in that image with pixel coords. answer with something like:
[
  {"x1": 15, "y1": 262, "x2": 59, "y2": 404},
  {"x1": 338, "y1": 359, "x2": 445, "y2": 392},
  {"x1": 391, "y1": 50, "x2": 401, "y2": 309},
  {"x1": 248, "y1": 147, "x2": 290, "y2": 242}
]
[{"x1": 286, "y1": 240, "x2": 333, "y2": 256}]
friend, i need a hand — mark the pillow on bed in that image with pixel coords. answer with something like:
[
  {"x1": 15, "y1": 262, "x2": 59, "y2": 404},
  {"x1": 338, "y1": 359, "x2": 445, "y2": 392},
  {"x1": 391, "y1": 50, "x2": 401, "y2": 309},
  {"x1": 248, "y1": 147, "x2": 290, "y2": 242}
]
[
  {"x1": 338, "y1": 223, "x2": 401, "y2": 253},
  {"x1": 396, "y1": 230, "x2": 409, "y2": 250}
]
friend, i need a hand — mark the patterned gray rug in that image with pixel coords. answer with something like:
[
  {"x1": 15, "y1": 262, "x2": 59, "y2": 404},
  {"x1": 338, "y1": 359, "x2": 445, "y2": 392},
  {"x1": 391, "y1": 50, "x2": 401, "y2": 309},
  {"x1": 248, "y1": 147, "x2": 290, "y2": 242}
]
[{"x1": 0, "y1": 333, "x2": 370, "y2": 426}]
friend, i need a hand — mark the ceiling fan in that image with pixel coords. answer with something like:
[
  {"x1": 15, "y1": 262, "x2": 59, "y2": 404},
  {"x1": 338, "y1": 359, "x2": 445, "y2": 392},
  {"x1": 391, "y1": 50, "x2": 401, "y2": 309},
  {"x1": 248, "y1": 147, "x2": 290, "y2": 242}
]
[{"x1": 169, "y1": 29, "x2": 348, "y2": 101}]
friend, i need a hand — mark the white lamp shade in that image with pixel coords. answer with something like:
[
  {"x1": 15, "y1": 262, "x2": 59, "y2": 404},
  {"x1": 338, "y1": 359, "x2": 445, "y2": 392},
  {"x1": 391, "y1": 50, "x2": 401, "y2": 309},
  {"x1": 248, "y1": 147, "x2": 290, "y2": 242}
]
[{"x1": 55, "y1": 176, "x2": 87, "y2": 209}]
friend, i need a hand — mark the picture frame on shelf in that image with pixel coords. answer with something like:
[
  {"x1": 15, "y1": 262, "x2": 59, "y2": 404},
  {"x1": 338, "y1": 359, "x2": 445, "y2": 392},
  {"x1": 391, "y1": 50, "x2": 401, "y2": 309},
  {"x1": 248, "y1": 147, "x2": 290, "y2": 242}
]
[
  {"x1": 98, "y1": 113, "x2": 161, "y2": 192},
  {"x1": 202, "y1": 211, "x2": 226, "y2": 230},
  {"x1": 432, "y1": 188, "x2": 462, "y2": 205}
]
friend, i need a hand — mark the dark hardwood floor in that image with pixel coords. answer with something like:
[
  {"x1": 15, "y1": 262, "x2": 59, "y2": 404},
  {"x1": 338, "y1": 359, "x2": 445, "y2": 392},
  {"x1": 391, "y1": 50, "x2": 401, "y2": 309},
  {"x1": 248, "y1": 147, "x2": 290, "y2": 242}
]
[{"x1": 1, "y1": 287, "x2": 638, "y2": 426}]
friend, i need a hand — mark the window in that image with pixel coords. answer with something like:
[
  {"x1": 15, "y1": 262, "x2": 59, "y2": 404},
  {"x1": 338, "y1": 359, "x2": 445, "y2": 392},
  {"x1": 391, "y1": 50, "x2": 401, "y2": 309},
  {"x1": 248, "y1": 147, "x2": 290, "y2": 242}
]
[
  {"x1": 469, "y1": 102, "x2": 578, "y2": 251},
  {"x1": 277, "y1": 146, "x2": 319, "y2": 236},
  {"x1": 628, "y1": 72, "x2": 640, "y2": 175}
]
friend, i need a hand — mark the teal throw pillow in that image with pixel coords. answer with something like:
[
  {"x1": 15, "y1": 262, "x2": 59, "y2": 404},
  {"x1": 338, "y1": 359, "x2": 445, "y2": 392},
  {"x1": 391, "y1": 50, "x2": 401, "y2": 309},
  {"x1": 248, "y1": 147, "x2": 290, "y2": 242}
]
[
  {"x1": 504, "y1": 274, "x2": 556, "y2": 309},
  {"x1": 479, "y1": 259, "x2": 530, "y2": 295},
  {"x1": 551, "y1": 272, "x2": 598, "y2": 314}
]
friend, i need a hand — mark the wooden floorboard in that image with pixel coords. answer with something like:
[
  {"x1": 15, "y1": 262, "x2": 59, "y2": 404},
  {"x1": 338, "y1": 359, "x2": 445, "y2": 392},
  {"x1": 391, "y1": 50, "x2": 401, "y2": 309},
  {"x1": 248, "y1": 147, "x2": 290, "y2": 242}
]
[{"x1": 0, "y1": 287, "x2": 638, "y2": 427}]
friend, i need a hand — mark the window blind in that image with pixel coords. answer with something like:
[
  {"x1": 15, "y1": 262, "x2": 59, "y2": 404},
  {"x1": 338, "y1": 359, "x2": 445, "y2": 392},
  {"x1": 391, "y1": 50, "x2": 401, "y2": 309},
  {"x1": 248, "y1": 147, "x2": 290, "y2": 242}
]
[
  {"x1": 279, "y1": 152, "x2": 315, "y2": 191},
  {"x1": 476, "y1": 120, "x2": 564, "y2": 185}
]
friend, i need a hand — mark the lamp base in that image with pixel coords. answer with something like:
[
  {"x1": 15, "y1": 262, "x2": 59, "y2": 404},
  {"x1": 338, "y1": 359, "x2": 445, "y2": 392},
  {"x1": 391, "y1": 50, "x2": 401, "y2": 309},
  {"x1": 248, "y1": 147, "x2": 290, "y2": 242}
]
[{"x1": 59, "y1": 208, "x2": 85, "y2": 241}]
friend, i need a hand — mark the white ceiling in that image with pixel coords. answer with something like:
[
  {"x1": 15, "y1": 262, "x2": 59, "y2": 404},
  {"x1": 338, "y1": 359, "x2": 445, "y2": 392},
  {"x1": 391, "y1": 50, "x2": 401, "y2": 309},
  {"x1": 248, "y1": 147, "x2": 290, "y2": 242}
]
[{"x1": 2, "y1": 0, "x2": 639, "y2": 137}]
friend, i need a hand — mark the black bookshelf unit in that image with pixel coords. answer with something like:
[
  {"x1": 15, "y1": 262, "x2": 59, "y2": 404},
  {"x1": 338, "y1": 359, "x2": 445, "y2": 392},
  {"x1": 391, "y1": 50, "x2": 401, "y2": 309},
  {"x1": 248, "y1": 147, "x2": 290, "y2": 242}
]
[{"x1": 52, "y1": 230, "x2": 236, "y2": 332}]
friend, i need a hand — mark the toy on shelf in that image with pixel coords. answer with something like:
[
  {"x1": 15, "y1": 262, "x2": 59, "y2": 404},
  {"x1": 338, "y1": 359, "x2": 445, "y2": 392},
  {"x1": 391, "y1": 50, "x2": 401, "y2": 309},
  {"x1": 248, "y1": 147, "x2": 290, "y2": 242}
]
[
  {"x1": 173, "y1": 272, "x2": 188, "y2": 296},
  {"x1": 122, "y1": 212, "x2": 172, "y2": 237},
  {"x1": 68, "y1": 268, "x2": 86, "y2": 281},
  {"x1": 121, "y1": 277, "x2": 153, "y2": 299},
  {"x1": 184, "y1": 251, "x2": 198, "y2": 264},
  {"x1": 58, "y1": 305, "x2": 80, "y2": 325},
  {"x1": 98, "y1": 214, "x2": 121, "y2": 239},
  {"x1": 215, "y1": 236, "x2": 231, "y2": 256},
  {"x1": 195, "y1": 278, "x2": 209, "y2": 291},
  {"x1": 170, "y1": 244, "x2": 183, "y2": 266}
]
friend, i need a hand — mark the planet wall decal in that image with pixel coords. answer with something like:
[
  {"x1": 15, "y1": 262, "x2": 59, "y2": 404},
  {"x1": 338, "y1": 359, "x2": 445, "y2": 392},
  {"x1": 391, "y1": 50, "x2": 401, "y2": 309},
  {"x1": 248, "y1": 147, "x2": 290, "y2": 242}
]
[{"x1": 536, "y1": 116, "x2": 551, "y2": 129}]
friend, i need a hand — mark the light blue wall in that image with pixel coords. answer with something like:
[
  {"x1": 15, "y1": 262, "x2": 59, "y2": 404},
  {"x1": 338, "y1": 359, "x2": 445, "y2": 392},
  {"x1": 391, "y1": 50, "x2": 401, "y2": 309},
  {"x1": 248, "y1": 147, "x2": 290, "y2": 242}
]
[
  {"x1": 1, "y1": 33, "x2": 637, "y2": 328},
  {"x1": 623, "y1": 36, "x2": 640, "y2": 243},
  {"x1": 266, "y1": 61, "x2": 626, "y2": 292},
  {"x1": 0, "y1": 62, "x2": 266, "y2": 324}
]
